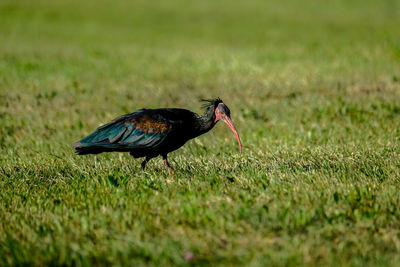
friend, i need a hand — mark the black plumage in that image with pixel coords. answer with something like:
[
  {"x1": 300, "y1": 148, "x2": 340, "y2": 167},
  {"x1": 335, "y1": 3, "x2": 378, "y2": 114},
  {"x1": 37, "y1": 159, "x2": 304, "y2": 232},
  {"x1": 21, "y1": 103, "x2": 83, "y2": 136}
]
[{"x1": 73, "y1": 98, "x2": 241, "y2": 169}]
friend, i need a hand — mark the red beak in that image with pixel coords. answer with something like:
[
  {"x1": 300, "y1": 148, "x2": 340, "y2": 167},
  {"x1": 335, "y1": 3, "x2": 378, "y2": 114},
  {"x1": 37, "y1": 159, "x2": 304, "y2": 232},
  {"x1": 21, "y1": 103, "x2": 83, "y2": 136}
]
[{"x1": 221, "y1": 116, "x2": 242, "y2": 153}]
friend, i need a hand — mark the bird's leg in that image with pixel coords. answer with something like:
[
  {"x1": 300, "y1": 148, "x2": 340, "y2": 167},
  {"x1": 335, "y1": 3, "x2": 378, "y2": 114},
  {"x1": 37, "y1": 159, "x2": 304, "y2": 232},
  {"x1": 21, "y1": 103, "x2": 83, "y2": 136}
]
[
  {"x1": 162, "y1": 154, "x2": 173, "y2": 170},
  {"x1": 141, "y1": 156, "x2": 152, "y2": 170},
  {"x1": 141, "y1": 160, "x2": 147, "y2": 170}
]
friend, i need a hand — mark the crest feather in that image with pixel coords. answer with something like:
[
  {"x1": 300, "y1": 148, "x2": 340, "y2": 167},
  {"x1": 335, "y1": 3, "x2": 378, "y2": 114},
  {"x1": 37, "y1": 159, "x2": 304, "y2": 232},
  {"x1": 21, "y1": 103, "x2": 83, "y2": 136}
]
[{"x1": 201, "y1": 97, "x2": 223, "y2": 109}]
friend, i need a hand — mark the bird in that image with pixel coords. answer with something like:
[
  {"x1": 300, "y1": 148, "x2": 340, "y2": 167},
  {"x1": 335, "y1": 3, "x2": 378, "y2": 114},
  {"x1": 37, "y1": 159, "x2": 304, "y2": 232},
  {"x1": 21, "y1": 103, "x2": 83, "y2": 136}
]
[{"x1": 73, "y1": 98, "x2": 242, "y2": 169}]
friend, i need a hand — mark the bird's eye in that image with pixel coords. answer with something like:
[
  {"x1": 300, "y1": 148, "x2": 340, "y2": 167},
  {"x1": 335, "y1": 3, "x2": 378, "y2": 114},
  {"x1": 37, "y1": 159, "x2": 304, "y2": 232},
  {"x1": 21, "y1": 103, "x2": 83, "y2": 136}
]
[
  {"x1": 224, "y1": 107, "x2": 231, "y2": 117},
  {"x1": 217, "y1": 103, "x2": 231, "y2": 116}
]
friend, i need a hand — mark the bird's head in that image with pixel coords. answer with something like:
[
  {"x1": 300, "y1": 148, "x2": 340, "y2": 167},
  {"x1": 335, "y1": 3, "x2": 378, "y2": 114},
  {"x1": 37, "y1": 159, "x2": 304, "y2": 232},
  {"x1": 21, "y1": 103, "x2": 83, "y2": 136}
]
[{"x1": 202, "y1": 98, "x2": 242, "y2": 153}]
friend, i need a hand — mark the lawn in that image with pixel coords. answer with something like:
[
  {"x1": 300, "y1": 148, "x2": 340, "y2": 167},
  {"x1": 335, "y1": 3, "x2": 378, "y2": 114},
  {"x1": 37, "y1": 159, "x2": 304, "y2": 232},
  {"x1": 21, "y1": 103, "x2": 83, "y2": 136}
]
[{"x1": 1, "y1": 0, "x2": 400, "y2": 265}]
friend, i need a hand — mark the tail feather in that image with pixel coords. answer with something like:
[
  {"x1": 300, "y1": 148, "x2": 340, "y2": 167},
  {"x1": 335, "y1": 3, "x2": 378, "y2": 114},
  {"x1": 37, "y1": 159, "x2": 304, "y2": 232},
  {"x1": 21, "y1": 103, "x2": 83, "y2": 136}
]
[
  {"x1": 73, "y1": 141, "x2": 129, "y2": 155},
  {"x1": 73, "y1": 142, "x2": 103, "y2": 155}
]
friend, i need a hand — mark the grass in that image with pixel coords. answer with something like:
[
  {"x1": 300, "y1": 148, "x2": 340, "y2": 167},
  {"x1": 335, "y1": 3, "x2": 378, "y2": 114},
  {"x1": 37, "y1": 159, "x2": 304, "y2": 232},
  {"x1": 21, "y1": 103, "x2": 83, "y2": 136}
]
[{"x1": 1, "y1": 0, "x2": 400, "y2": 265}]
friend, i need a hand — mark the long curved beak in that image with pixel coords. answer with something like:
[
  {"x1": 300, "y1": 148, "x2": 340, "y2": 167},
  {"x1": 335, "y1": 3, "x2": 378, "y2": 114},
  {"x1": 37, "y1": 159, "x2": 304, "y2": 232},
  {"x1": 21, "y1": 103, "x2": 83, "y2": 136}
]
[{"x1": 222, "y1": 116, "x2": 242, "y2": 153}]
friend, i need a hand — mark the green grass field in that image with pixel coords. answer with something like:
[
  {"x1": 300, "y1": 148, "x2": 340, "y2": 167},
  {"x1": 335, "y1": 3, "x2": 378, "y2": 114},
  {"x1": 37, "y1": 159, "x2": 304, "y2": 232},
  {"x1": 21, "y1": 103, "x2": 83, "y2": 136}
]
[{"x1": 1, "y1": 0, "x2": 400, "y2": 265}]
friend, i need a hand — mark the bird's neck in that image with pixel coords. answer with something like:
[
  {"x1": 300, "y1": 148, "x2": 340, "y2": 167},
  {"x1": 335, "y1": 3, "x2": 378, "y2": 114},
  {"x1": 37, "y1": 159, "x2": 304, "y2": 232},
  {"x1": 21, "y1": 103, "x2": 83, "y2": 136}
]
[{"x1": 194, "y1": 107, "x2": 217, "y2": 136}]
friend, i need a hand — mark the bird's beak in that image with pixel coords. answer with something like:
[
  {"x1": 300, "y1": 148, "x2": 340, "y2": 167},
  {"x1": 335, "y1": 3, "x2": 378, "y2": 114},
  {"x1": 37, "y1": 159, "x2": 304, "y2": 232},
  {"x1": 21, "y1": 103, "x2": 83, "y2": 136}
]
[{"x1": 221, "y1": 116, "x2": 242, "y2": 153}]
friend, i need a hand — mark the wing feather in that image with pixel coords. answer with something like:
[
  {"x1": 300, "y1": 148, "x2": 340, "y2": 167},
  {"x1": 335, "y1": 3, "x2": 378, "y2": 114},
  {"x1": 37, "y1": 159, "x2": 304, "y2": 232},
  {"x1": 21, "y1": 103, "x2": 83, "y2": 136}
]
[{"x1": 75, "y1": 109, "x2": 175, "y2": 152}]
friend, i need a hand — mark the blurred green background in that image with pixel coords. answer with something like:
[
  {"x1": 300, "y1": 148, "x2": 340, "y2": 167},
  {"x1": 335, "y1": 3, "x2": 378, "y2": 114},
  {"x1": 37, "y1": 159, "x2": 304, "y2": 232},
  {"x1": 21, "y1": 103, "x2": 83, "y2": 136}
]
[{"x1": 1, "y1": 0, "x2": 400, "y2": 266}]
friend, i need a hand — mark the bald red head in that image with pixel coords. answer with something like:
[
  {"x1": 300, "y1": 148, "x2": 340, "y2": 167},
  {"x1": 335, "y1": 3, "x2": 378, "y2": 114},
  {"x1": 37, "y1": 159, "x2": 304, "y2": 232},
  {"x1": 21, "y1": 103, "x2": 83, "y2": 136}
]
[{"x1": 214, "y1": 103, "x2": 242, "y2": 153}]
